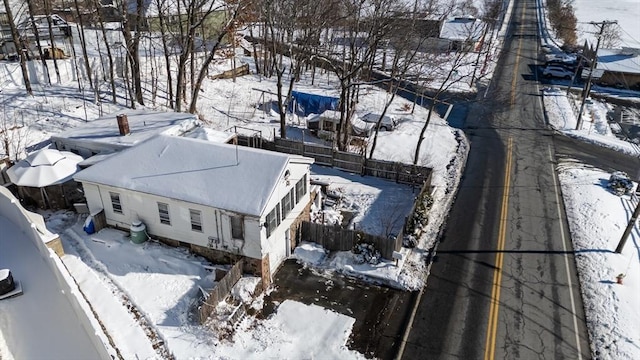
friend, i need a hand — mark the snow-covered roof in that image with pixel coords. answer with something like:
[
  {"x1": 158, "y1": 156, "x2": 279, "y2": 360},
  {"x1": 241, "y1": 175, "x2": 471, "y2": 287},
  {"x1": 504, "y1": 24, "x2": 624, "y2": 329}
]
[
  {"x1": 145, "y1": 0, "x2": 226, "y2": 18},
  {"x1": 596, "y1": 48, "x2": 640, "y2": 75},
  {"x1": 183, "y1": 126, "x2": 235, "y2": 143},
  {"x1": 440, "y1": 17, "x2": 483, "y2": 41},
  {"x1": 51, "y1": 110, "x2": 200, "y2": 150},
  {"x1": 74, "y1": 135, "x2": 313, "y2": 217}
]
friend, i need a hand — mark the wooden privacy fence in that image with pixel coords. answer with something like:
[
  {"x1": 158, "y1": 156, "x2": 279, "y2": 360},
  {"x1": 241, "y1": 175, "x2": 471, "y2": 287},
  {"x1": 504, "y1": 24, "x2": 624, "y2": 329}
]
[
  {"x1": 249, "y1": 135, "x2": 432, "y2": 187},
  {"x1": 301, "y1": 221, "x2": 402, "y2": 260},
  {"x1": 198, "y1": 259, "x2": 244, "y2": 324}
]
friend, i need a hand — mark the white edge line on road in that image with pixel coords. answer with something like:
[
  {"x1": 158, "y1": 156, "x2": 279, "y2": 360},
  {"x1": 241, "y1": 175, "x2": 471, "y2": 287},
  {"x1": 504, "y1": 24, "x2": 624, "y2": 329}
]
[{"x1": 548, "y1": 145, "x2": 583, "y2": 360}]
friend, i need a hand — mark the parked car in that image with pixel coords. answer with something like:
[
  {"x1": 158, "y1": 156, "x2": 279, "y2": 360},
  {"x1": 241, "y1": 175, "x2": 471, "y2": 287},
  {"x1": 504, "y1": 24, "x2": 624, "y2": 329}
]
[
  {"x1": 0, "y1": 269, "x2": 15, "y2": 296},
  {"x1": 0, "y1": 268, "x2": 23, "y2": 300},
  {"x1": 542, "y1": 65, "x2": 574, "y2": 79},
  {"x1": 361, "y1": 113, "x2": 397, "y2": 131}
]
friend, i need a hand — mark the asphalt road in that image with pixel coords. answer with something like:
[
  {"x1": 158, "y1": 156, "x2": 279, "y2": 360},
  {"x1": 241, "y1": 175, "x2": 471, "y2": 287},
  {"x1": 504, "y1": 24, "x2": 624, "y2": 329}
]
[{"x1": 401, "y1": 0, "x2": 591, "y2": 358}]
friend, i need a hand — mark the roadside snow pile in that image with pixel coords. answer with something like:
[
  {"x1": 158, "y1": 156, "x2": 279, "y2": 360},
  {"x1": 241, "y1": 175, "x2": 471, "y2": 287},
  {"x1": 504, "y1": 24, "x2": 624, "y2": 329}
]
[{"x1": 292, "y1": 242, "x2": 328, "y2": 266}]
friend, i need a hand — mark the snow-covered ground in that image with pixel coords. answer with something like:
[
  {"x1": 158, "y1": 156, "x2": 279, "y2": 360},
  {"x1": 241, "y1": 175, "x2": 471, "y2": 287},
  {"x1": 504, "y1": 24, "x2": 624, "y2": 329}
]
[
  {"x1": 1, "y1": 2, "x2": 640, "y2": 358},
  {"x1": 0, "y1": 43, "x2": 466, "y2": 358},
  {"x1": 574, "y1": 0, "x2": 640, "y2": 48},
  {"x1": 542, "y1": 86, "x2": 640, "y2": 359}
]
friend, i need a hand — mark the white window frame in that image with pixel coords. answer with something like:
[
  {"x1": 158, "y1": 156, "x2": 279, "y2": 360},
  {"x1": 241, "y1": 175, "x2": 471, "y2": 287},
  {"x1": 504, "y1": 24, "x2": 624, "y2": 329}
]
[
  {"x1": 189, "y1": 209, "x2": 202, "y2": 232},
  {"x1": 110, "y1": 192, "x2": 123, "y2": 214},
  {"x1": 158, "y1": 202, "x2": 171, "y2": 225}
]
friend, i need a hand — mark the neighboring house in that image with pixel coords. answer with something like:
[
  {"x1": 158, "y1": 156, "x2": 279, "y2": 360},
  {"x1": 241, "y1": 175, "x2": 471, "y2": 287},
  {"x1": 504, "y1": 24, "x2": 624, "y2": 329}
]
[
  {"x1": 145, "y1": 0, "x2": 227, "y2": 49},
  {"x1": 73, "y1": 135, "x2": 314, "y2": 285},
  {"x1": 51, "y1": 110, "x2": 234, "y2": 158},
  {"x1": 439, "y1": 16, "x2": 484, "y2": 52},
  {"x1": 306, "y1": 110, "x2": 375, "y2": 138},
  {"x1": 593, "y1": 47, "x2": 640, "y2": 89}
]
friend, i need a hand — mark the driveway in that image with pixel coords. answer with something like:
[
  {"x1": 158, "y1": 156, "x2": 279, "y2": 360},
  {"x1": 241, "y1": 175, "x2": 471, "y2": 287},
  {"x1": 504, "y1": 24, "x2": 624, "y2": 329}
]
[{"x1": 264, "y1": 259, "x2": 414, "y2": 360}]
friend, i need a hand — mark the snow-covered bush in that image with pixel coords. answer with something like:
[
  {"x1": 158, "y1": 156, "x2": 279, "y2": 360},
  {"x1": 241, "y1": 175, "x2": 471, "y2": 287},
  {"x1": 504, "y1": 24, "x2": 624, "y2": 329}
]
[
  {"x1": 352, "y1": 243, "x2": 381, "y2": 265},
  {"x1": 403, "y1": 234, "x2": 418, "y2": 248}
]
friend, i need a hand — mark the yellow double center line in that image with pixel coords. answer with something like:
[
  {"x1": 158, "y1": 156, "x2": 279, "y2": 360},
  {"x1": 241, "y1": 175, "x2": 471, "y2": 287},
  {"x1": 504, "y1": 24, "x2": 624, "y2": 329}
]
[{"x1": 484, "y1": 137, "x2": 513, "y2": 360}]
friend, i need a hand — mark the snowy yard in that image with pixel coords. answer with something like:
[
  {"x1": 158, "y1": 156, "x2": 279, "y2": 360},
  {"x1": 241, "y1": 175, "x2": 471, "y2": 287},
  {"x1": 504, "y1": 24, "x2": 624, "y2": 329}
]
[{"x1": 43, "y1": 213, "x2": 369, "y2": 359}]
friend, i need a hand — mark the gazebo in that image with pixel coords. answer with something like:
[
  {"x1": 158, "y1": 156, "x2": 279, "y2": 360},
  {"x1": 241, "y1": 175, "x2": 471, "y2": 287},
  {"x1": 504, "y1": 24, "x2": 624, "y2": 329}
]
[{"x1": 6, "y1": 148, "x2": 84, "y2": 209}]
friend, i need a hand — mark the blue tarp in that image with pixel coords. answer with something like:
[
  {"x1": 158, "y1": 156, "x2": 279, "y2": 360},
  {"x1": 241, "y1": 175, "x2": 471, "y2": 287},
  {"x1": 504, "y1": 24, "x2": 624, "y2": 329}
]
[{"x1": 289, "y1": 91, "x2": 340, "y2": 116}]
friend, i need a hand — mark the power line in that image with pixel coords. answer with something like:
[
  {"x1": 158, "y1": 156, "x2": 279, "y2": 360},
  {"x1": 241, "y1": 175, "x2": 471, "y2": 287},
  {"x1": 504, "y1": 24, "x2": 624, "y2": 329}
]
[{"x1": 575, "y1": 20, "x2": 618, "y2": 130}]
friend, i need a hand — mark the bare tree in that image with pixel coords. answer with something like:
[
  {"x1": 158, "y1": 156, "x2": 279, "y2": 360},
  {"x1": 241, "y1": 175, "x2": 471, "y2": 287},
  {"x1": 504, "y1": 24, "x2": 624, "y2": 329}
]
[
  {"x1": 188, "y1": 2, "x2": 250, "y2": 114},
  {"x1": 90, "y1": 0, "x2": 118, "y2": 103},
  {"x1": 310, "y1": 0, "x2": 398, "y2": 151},
  {"x1": 43, "y1": 0, "x2": 62, "y2": 83},
  {"x1": 172, "y1": 0, "x2": 225, "y2": 112},
  {"x1": 120, "y1": 0, "x2": 146, "y2": 106},
  {"x1": 413, "y1": 50, "x2": 475, "y2": 165},
  {"x1": 2, "y1": 0, "x2": 33, "y2": 95},
  {"x1": 73, "y1": 0, "x2": 94, "y2": 91},
  {"x1": 26, "y1": 0, "x2": 51, "y2": 85},
  {"x1": 601, "y1": 23, "x2": 622, "y2": 49}
]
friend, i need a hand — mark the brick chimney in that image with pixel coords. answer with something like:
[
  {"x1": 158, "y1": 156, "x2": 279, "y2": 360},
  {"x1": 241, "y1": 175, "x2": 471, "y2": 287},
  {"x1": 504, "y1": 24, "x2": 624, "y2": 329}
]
[{"x1": 116, "y1": 114, "x2": 130, "y2": 136}]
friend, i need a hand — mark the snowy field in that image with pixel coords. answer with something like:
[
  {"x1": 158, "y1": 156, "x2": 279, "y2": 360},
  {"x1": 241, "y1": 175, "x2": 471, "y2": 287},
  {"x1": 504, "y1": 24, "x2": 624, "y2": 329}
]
[{"x1": 574, "y1": 0, "x2": 640, "y2": 48}]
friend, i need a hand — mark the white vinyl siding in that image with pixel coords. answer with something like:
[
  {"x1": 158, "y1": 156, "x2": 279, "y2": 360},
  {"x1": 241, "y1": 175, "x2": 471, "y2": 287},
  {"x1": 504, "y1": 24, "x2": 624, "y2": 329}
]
[
  {"x1": 158, "y1": 202, "x2": 171, "y2": 225},
  {"x1": 189, "y1": 209, "x2": 202, "y2": 232},
  {"x1": 110, "y1": 192, "x2": 123, "y2": 214}
]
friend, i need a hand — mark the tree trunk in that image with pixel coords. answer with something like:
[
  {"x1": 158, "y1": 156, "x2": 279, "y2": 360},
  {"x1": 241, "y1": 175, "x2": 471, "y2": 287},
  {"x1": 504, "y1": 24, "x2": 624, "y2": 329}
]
[
  {"x1": 94, "y1": 2, "x2": 117, "y2": 104},
  {"x1": 3, "y1": 0, "x2": 32, "y2": 95},
  {"x1": 26, "y1": 0, "x2": 51, "y2": 85},
  {"x1": 73, "y1": 0, "x2": 94, "y2": 90},
  {"x1": 44, "y1": 0, "x2": 61, "y2": 83},
  {"x1": 154, "y1": 0, "x2": 174, "y2": 108},
  {"x1": 413, "y1": 102, "x2": 436, "y2": 165}
]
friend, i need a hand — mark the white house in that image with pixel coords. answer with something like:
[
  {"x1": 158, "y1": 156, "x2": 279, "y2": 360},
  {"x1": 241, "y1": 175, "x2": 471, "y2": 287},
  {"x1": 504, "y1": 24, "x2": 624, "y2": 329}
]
[
  {"x1": 73, "y1": 135, "x2": 314, "y2": 285},
  {"x1": 439, "y1": 16, "x2": 484, "y2": 51},
  {"x1": 51, "y1": 110, "x2": 234, "y2": 159}
]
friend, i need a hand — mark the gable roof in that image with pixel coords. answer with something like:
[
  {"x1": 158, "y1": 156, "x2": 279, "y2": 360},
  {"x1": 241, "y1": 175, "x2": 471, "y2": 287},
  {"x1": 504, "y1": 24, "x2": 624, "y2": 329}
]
[
  {"x1": 74, "y1": 135, "x2": 312, "y2": 217},
  {"x1": 440, "y1": 17, "x2": 483, "y2": 41},
  {"x1": 51, "y1": 110, "x2": 200, "y2": 151}
]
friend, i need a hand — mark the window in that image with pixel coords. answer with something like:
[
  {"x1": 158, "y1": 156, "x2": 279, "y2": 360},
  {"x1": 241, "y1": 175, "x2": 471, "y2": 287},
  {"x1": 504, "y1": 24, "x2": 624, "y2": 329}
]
[
  {"x1": 158, "y1": 202, "x2": 171, "y2": 225},
  {"x1": 231, "y1": 215, "x2": 244, "y2": 239},
  {"x1": 295, "y1": 174, "x2": 307, "y2": 204},
  {"x1": 281, "y1": 189, "x2": 294, "y2": 218},
  {"x1": 189, "y1": 209, "x2": 202, "y2": 232},
  {"x1": 110, "y1": 192, "x2": 122, "y2": 214},
  {"x1": 266, "y1": 208, "x2": 277, "y2": 237}
]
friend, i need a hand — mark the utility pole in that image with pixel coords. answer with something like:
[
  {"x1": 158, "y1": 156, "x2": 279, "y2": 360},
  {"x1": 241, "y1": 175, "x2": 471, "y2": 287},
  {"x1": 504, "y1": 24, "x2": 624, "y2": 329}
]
[
  {"x1": 575, "y1": 20, "x2": 617, "y2": 130},
  {"x1": 615, "y1": 193, "x2": 640, "y2": 253}
]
